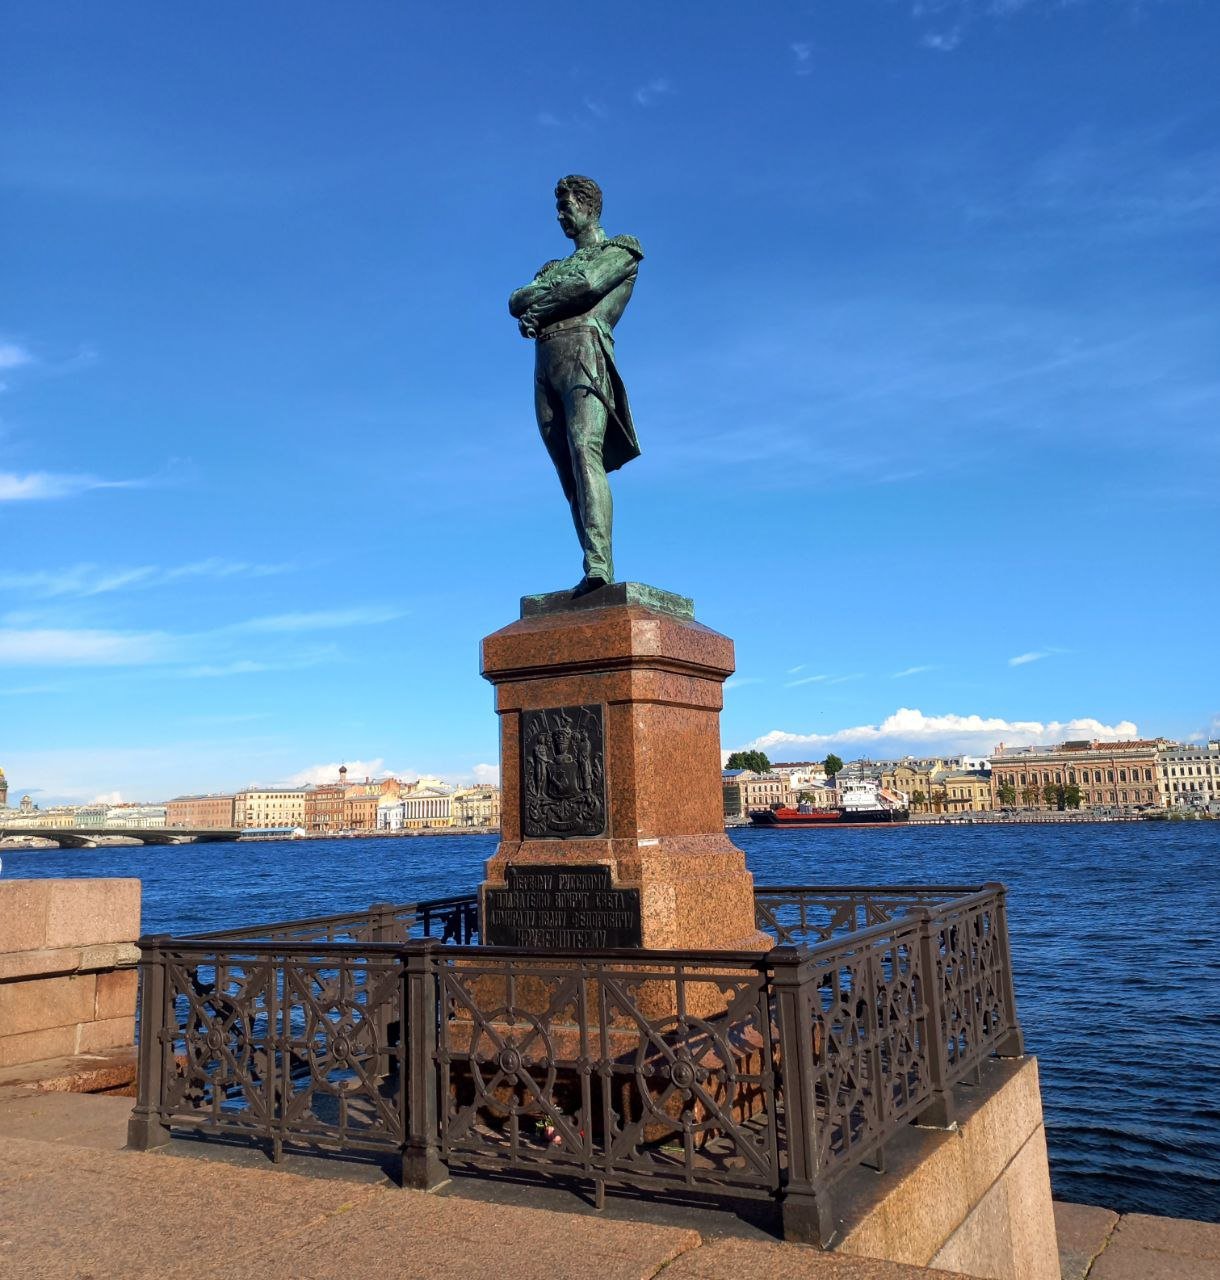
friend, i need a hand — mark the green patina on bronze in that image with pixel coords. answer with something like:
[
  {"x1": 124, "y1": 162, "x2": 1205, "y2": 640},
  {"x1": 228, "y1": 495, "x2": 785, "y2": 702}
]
[
  {"x1": 520, "y1": 581, "x2": 694, "y2": 622},
  {"x1": 509, "y1": 175, "x2": 642, "y2": 597}
]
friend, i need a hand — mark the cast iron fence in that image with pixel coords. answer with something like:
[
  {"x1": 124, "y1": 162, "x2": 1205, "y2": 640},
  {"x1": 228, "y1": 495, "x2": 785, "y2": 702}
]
[{"x1": 128, "y1": 884, "x2": 1022, "y2": 1246}]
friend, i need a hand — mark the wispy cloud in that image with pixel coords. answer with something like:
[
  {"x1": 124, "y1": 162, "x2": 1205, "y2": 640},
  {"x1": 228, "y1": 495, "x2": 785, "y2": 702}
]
[
  {"x1": 744, "y1": 707, "x2": 1140, "y2": 755},
  {"x1": 0, "y1": 471, "x2": 146, "y2": 502},
  {"x1": 893, "y1": 665, "x2": 938, "y2": 678},
  {"x1": 787, "y1": 664, "x2": 806, "y2": 675},
  {"x1": 225, "y1": 606, "x2": 405, "y2": 635},
  {"x1": 0, "y1": 340, "x2": 34, "y2": 390},
  {"x1": 633, "y1": 77, "x2": 674, "y2": 106},
  {"x1": 725, "y1": 676, "x2": 765, "y2": 692},
  {"x1": 790, "y1": 42, "x2": 813, "y2": 75},
  {"x1": 0, "y1": 558, "x2": 299, "y2": 599},
  {"x1": 0, "y1": 341, "x2": 33, "y2": 370},
  {"x1": 0, "y1": 628, "x2": 178, "y2": 667},
  {"x1": 471, "y1": 763, "x2": 500, "y2": 786},
  {"x1": 0, "y1": 605, "x2": 402, "y2": 672},
  {"x1": 921, "y1": 27, "x2": 962, "y2": 51},
  {"x1": 1008, "y1": 651, "x2": 1048, "y2": 666},
  {"x1": 785, "y1": 674, "x2": 829, "y2": 688}
]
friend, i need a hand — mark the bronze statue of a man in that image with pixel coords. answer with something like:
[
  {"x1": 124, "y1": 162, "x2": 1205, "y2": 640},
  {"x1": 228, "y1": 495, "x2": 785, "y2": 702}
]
[{"x1": 509, "y1": 176, "x2": 642, "y2": 596}]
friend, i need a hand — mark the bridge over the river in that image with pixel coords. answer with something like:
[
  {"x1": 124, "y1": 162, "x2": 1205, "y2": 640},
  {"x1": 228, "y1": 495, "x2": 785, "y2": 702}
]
[{"x1": 0, "y1": 827, "x2": 242, "y2": 849}]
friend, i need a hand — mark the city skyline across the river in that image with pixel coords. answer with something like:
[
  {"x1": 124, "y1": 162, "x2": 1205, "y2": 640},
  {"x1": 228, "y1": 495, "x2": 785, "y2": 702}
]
[{"x1": 3, "y1": 2, "x2": 1217, "y2": 803}]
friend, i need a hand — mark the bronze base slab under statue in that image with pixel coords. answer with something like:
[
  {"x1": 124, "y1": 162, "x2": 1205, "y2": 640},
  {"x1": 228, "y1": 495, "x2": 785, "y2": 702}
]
[{"x1": 478, "y1": 584, "x2": 768, "y2": 959}]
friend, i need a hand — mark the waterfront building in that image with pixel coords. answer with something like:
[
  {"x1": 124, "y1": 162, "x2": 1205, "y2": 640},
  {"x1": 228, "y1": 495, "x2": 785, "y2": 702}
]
[
  {"x1": 304, "y1": 766, "x2": 349, "y2": 833},
  {"x1": 73, "y1": 805, "x2": 109, "y2": 830},
  {"x1": 0, "y1": 766, "x2": 6, "y2": 808},
  {"x1": 451, "y1": 785, "x2": 501, "y2": 828},
  {"x1": 104, "y1": 804, "x2": 167, "y2": 829},
  {"x1": 990, "y1": 739, "x2": 1167, "y2": 809},
  {"x1": 233, "y1": 789, "x2": 306, "y2": 830},
  {"x1": 377, "y1": 794, "x2": 406, "y2": 831},
  {"x1": 1157, "y1": 741, "x2": 1220, "y2": 814},
  {"x1": 341, "y1": 777, "x2": 385, "y2": 831},
  {"x1": 166, "y1": 794, "x2": 238, "y2": 829},
  {"x1": 770, "y1": 761, "x2": 829, "y2": 792},
  {"x1": 936, "y1": 771, "x2": 993, "y2": 813},
  {"x1": 881, "y1": 763, "x2": 936, "y2": 808},
  {"x1": 402, "y1": 784, "x2": 454, "y2": 829},
  {"x1": 722, "y1": 769, "x2": 788, "y2": 818}
]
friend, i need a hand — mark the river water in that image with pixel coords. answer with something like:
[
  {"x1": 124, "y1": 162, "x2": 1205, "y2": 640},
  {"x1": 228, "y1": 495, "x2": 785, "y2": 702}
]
[{"x1": 5, "y1": 821, "x2": 1218, "y2": 1221}]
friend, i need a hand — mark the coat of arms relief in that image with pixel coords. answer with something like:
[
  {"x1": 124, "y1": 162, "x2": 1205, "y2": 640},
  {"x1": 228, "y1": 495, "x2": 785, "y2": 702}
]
[{"x1": 521, "y1": 705, "x2": 606, "y2": 838}]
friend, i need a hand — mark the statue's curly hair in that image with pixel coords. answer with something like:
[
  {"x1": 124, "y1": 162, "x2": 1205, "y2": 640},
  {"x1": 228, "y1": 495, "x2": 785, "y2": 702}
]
[{"x1": 555, "y1": 174, "x2": 602, "y2": 218}]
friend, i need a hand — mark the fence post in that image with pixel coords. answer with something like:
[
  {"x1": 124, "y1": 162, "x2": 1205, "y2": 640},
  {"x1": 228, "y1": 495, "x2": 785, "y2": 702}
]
[
  {"x1": 986, "y1": 883, "x2": 1025, "y2": 1057},
  {"x1": 914, "y1": 908, "x2": 956, "y2": 1129},
  {"x1": 400, "y1": 940, "x2": 447, "y2": 1190},
  {"x1": 370, "y1": 902, "x2": 396, "y2": 1079},
  {"x1": 772, "y1": 946, "x2": 836, "y2": 1248},
  {"x1": 126, "y1": 936, "x2": 171, "y2": 1151}
]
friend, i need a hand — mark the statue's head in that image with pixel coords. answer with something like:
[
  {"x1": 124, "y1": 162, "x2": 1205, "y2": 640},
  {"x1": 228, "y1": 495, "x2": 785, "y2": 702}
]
[{"x1": 555, "y1": 174, "x2": 602, "y2": 240}]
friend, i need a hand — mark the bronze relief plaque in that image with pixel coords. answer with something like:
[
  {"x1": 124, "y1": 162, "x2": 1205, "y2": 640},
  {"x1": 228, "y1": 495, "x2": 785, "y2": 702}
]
[
  {"x1": 484, "y1": 864, "x2": 641, "y2": 949},
  {"x1": 521, "y1": 704, "x2": 606, "y2": 839}
]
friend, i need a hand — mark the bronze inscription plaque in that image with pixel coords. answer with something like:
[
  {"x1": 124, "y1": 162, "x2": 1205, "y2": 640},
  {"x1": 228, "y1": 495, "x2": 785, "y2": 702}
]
[
  {"x1": 484, "y1": 864, "x2": 641, "y2": 950},
  {"x1": 521, "y1": 704, "x2": 606, "y2": 838}
]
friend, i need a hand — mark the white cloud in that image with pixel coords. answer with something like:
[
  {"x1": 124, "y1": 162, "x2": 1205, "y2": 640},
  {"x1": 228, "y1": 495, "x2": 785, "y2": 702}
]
[
  {"x1": 0, "y1": 341, "x2": 33, "y2": 371},
  {"x1": 1008, "y1": 651, "x2": 1049, "y2": 666},
  {"x1": 790, "y1": 42, "x2": 813, "y2": 75},
  {"x1": 893, "y1": 665, "x2": 937, "y2": 678},
  {"x1": 725, "y1": 676, "x2": 764, "y2": 692},
  {"x1": 787, "y1": 664, "x2": 806, "y2": 675},
  {"x1": 0, "y1": 471, "x2": 144, "y2": 501},
  {"x1": 92, "y1": 790, "x2": 123, "y2": 805},
  {"x1": 744, "y1": 708, "x2": 1140, "y2": 756},
  {"x1": 922, "y1": 27, "x2": 962, "y2": 51},
  {"x1": 284, "y1": 759, "x2": 390, "y2": 787},
  {"x1": 471, "y1": 763, "x2": 500, "y2": 786},
  {"x1": 786, "y1": 674, "x2": 829, "y2": 687},
  {"x1": 227, "y1": 606, "x2": 404, "y2": 634},
  {"x1": 633, "y1": 77, "x2": 674, "y2": 106},
  {"x1": 0, "y1": 627, "x2": 176, "y2": 666},
  {"x1": 0, "y1": 558, "x2": 298, "y2": 598}
]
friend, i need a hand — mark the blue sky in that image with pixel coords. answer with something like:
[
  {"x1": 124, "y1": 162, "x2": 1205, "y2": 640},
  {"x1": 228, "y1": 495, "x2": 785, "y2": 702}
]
[{"x1": 2, "y1": 0, "x2": 1217, "y2": 803}]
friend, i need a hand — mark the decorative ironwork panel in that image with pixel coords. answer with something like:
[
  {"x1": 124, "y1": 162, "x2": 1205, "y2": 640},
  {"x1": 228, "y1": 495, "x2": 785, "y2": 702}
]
[
  {"x1": 933, "y1": 893, "x2": 1009, "y2": 1083},
  {"x1": 521, "y1": 705, "x2": 606, "y2": 838},
  {"x1": 754, "y1": 885, "x2": 984, "y2": 947},
  {"x1": 158, "y1": 943, "x2": 404, "y2": 1155},
  {"x1": 435, "y1": 950, "x2": 780, "y2": 1200},
  {"x1": 794, "y1": 916, "x2": 934, "y2": 1184}
]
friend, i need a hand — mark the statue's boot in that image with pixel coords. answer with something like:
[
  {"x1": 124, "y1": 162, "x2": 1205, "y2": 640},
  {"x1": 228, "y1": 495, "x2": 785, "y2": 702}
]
[{"x1": 572, "y1": 575, "x2": 610, "y2": 598}]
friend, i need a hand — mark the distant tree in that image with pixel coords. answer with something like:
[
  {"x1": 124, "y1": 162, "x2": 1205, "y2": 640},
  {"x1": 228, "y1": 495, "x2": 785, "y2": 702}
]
[
  {"x1": 910, "y1": 789, "x2": 927, "y2": 813},
  {"x1": 823, "y1": 754, "x2": 845, "y2": 781},
  {"x1": 726, "y1": 750, "x2": 771, "y2": 774},
  {"x1": 1064, "y1": 783, "x2": 1082, "y2": 810},
  {"x1": 931, "y1": 788, "x2": 949, "y2": 813},
  {"x1": 1043, "y1": 783, "x2": 1062, "y2": 810},
  {"x1": 996, "y1": 782, "x2": 1017, "y2": 807},
  {"x1": 1020, "y1": 784, "x2": 1040, "y2": 808}
]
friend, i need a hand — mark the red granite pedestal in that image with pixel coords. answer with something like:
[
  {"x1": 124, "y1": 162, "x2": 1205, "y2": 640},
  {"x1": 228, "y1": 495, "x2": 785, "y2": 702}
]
[{"x1": 478, "y1": 593, "x2": 768, "y2": 956}]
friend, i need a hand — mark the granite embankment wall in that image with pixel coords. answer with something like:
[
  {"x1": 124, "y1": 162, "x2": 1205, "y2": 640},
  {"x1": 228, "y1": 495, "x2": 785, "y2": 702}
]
[
  {"x1": 0, "y1": 879, "x2": 140, "y2": 1068},
  {"x1": 833, "y1": 1057, "x2": 1059, "y2": 1279}
]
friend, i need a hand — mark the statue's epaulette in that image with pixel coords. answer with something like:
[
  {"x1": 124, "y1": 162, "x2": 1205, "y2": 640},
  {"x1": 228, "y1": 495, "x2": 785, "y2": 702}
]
[{"x1": 606, "y1": 234, "x2": 644, "y2": 260}]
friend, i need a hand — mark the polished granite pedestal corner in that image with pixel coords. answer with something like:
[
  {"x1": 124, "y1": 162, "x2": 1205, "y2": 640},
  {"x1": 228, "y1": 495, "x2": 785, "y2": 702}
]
[{"x1": 478, "y1": 588, "x2": 767, "y2": 958}]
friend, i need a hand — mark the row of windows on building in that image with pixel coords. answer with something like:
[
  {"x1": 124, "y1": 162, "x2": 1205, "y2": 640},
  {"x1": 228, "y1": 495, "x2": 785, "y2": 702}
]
[{"x1": 1011, "y1": 768, "x2": 1153, "y2": 786}]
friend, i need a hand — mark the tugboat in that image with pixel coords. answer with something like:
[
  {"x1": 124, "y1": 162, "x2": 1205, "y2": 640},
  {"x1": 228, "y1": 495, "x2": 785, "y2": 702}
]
[{"x1": 749, "y1": 779, "x2": 909, "y2": 827}]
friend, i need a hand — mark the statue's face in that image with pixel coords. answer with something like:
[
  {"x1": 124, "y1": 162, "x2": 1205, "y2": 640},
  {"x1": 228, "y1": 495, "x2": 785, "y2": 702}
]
[{"x1": 556, "y1": 188, "x2": 595, "y2": 240}]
